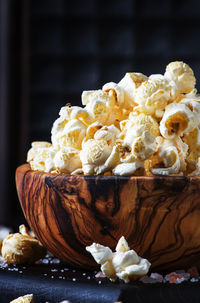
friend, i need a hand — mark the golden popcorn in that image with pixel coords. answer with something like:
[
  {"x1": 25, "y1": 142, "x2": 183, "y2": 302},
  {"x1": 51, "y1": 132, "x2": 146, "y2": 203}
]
[
  {"x1": 27, "y1": 61, "x2": 200, "y2": 176},
  {"x1": 2, "y1": 225, "x2": 46, "y2": 264},
  {"x1": 10, "y1": 294, "x2": 34, "y2": 303}
]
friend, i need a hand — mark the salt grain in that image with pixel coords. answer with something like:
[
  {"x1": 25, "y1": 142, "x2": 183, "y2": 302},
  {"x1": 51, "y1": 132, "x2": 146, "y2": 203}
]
[
  {"x1": 50, "y1": 258, "x2": 60, "y2": 264},
  {"x1": 51, "y1": 268, "x2": 58, "y2": 272},
  {"x1": 140, "y1": 276, "x2": 157, "y2": 284},
  {"x1": 150, "y1": 273, "x2": 163, "y2": 283}
]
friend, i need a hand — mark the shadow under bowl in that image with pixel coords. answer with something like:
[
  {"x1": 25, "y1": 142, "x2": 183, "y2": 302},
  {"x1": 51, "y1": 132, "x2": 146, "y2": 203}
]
[{"x1": 16, "y1": 163, "x2": 200, "y2": 271}]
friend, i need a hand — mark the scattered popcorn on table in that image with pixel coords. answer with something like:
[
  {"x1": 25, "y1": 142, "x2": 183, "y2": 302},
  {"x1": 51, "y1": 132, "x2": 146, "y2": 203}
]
[
  {"x1": 10, "y1": 294, "x2": 34, "y2": 303},
  {"x1": 1, "y1": 225, "x2": 46, "y2": 264},
  {"x1": 26, "y1": 61, "x2": 200, "y2": 176},
  {"x1": 86, "y1": 236, "x2": 151, "y2": 283}
]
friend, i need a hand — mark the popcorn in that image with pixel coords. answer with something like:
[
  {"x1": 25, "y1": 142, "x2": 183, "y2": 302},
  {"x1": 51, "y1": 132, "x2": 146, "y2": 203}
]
[
  {"x1": 52, "y1": 118, "x2": 87, "y2": 150},
  {"x1": 150, "y1": 139, "x2": 181, "y2": 176},
  {"x1": 27, "y1": 141, "x2": 52, "y2": 162},
  {"x1": 27, "y1": 143, "x2": 55, "y2": 172},
  {"x1": 118, "y1": 72, "x2": 148, "y2": 108},
  {"x1": 10, "y1": 294, "x2": 34, "y2": 303},
  {"x1": 183, "y1": 129, "x2": 200, "y2": 173},
  {"x1": 102, "y1": 82, "x2": 124, "y2": 106},
  {"x1": 27, "y1": 61, "x2": 200, "y2": 176},
  {"x1": 112, "y1": 161, "x2": 144, "y2": 176},
  {"x1": 53, "y1": 147, "x2": 81, "y2": 173},
  {"x1": 80, "y1": 139, "x2": 112, "y2": 174},
  {"x1": 94, "y1": 143, "x2": 122, "y2": 175},
  {"x1": 160, "y1": 103, "x2": 196, "y2": 139},
  {"x1": 2, "y1": 225, "x2": 46, "y2": 264},
  {"x1": 86, "y1": 236, "x2": 151, "y2": 283},
  {"x1": 120, "y1": 114, "x2": 159, "y2": 162},
  {"x1": 164, "y1": 61, "x2": 196, "y2": 94},
  {"x1": 82, "y1": 90, "x2": 117, "y2": 125},
  {"x1": 134, "y1": 77, "x2": 171, "y2": 116}
]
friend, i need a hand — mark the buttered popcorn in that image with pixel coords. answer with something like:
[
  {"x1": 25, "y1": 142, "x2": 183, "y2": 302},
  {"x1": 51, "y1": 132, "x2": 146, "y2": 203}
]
[{"x1": 27, "y1": 61, "x2": 200, "y2": 176}]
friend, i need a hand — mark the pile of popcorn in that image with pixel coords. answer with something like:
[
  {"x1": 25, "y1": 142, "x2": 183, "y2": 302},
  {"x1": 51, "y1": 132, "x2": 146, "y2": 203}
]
[{"x1": 27, "y1": 61, "x2": 200, "y2": 176}]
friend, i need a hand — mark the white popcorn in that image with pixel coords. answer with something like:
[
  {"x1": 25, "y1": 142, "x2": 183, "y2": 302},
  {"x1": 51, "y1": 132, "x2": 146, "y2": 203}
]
[
  {"x1": 134, "y1": 77, "x2": 171, "y2": 115},
  {"x1": 120, "y1": 114, "x2": 159, "y2": 162},
  {"x1": 160, "y1": 103, "x2": 196, "y2": 139},
  {"x1": 112, "y1": 250, "x2": 140, "y2": 274},
  {"x1": 52, "y1": 118, "x2": 87, "y2": 150},
  {"x1": 94, "y1": 125, "x2": 120, "y2": 146},
  {"x1": 53, "y1": 147, "x2": 81, "y2": 173},
  {"x1": 151, "y1": 144, "x2": 180, "y2": 176},
  {"x1": 100, "y1": 260, "x2": 116, "y2": 281},
  {"x1": 81, "y1": 90, "x2": 111, "y2": 106},
  {"x1": 80, "y1": 139, "x2": 111, "y2": 165},
  {"x1": 102, "y1": 82, "x2": 125, "y2": 106},
  {"x1": 180, "y1": 97, "x2": 200, "y2": 130},
  {"x1": 164, "y1": 61, "x2": 196, "y2": 94},
  {"x1": 94, "y1": 143, "x2": 121, "y2": 175},
  {"x1": 83, "y1": 90, "x2": 118, "y2": 125},
  {"x1": 80, "y1": 139, "x2": 112, "y2": 174},
  {"x1": 27, "y1": 141, "x2": 52, "y2": 162},
  {"x1": 116, "y1": 236, "x2": 130, "y2": 252},
  {"x1": 112, "y1": 161, "x2": 144, "y2": 176},
  {"x1": 116, "y1": 257, "x2": 151, "y2": 283},
  {"x1": 86, "y1": 243, "x2": 113, "y2": 264},
  {"x1": 86, "y1": 237, "x2": 151, "y2": 283},
  {"x1": 118, "y1": 72, "x2": 148, "y2": 108},
  {"x1": 29, "y1": 145, "x2": 56, "y2": 173}
]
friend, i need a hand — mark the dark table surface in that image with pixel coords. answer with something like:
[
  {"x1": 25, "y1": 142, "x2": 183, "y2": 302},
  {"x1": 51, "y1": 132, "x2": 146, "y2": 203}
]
[{"x1": 1, "y1": 255, "x2": 200, "y2": 303}]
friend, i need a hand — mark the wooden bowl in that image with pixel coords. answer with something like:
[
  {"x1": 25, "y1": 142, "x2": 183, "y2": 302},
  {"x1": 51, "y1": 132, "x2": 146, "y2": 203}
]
[{"x1": 16, "y1": 163, "x2": 200, "y2": 271}]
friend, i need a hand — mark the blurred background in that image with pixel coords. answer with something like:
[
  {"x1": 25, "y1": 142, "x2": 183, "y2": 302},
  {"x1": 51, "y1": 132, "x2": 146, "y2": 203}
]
[{"x1": 0, "y1": 0, "x2": 200, "y2": 228}]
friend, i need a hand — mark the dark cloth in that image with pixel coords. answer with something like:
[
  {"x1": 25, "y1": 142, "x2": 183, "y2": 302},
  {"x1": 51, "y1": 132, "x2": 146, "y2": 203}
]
[{"x1": 1, "y1": 260, "x2": 200, "y2": 303}]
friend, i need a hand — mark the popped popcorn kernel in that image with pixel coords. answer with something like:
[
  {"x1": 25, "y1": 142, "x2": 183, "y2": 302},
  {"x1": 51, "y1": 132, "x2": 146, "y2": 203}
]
[
  {"x1": 2, "y1": 225, "x2": 46, "y2": 264},
  {"x1": 86, "y1": 237, "x2": 151, "y2": 283}
]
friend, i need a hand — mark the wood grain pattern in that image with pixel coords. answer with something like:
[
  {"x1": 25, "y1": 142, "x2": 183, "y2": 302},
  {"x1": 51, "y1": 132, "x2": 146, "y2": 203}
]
[{"x1": 16, "y1": 164, "x2": 200, "y2": 271}]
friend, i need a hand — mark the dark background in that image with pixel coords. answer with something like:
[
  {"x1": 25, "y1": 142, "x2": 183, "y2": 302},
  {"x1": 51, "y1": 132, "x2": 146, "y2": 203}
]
[{"x1": 0, "y1": 0, "x2": 200, "y2": 228}]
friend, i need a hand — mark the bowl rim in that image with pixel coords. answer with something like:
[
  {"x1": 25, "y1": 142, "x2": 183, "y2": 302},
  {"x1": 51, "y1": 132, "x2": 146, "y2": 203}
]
[{"x1": 16, "y1": 163, "x2": 200, "y2": 180}]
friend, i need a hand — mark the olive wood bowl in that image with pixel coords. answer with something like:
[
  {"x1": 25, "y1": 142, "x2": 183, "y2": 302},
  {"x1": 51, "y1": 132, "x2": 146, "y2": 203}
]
[{"x1": 16, "y1": 163, "x2": 200, "y2": 271}]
